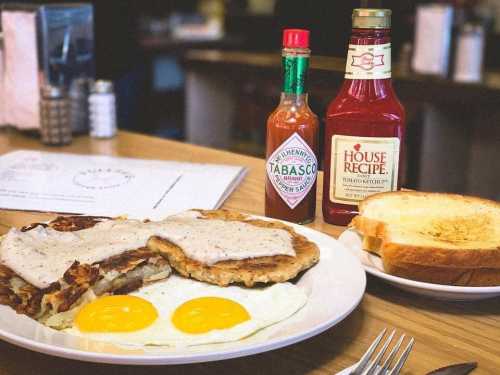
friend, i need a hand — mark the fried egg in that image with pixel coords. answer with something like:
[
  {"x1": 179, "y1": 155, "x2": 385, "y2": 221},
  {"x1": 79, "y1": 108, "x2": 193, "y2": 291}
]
[{"x1": 65, "y1": 276, "x2": 307, "y2": 347}]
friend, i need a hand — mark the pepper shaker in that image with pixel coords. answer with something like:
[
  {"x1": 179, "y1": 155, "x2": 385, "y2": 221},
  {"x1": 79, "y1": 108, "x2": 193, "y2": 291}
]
[
  {"x1": 89, "y1": 80, "x2": 117, "y2": 138},
  {"x1": 39, "y1": 85, "x2": 72, "y2": 146},
  {"x1": 69, "y1": 78, "x2": 91, "y2": 134}
]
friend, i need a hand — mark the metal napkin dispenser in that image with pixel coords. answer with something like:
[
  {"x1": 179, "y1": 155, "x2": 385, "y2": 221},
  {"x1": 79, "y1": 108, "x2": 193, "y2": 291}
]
[{"x1": 0, "y1": 3, "x2": 94, "y2": 130}]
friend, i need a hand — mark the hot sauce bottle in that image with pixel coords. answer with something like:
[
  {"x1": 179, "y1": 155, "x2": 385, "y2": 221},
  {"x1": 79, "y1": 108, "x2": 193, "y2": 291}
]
[
  {"x1": 265, "y1": 29, "x2": 319, "y2": 224},
  {"x1": 323, "y1": 9, "x2": 406, "y2": 226}
]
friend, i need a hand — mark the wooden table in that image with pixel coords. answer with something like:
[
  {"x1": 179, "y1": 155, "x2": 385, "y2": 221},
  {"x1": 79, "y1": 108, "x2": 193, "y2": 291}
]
[{"x1": 0, "y1": 129, "x2": 498, "y2": 375}]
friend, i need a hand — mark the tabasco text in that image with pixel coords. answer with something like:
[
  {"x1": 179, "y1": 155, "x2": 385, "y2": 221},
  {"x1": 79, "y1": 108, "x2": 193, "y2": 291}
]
[{"x1": 265, "y1": 29, "x2": 319, "y2": 224}]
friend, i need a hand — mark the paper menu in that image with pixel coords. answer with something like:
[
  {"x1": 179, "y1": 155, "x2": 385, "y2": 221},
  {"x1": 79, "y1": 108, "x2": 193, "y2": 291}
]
[{"x1": 0, "y1": 150, "x2": 247, "y2": 220}]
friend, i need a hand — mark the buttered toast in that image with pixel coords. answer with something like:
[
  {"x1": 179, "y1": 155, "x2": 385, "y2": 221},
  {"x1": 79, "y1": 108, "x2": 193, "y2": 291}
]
[{"x1": 351, "y1": 191, "x2": 500, "y2": 286}]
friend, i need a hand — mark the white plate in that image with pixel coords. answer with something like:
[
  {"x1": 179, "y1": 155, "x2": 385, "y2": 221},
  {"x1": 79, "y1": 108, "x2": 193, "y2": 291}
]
[
  {"x1": 0, "y1": 221, "x2": 366, "y2": 365},
  {"x1": 338, "y1": 229, "x2": 500, "y2": 301}
]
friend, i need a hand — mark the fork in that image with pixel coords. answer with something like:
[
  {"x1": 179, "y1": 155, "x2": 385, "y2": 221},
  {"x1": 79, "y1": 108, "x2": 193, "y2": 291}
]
[{"x1": 347, "y1": 328, "x2": 415, "y2": 375}]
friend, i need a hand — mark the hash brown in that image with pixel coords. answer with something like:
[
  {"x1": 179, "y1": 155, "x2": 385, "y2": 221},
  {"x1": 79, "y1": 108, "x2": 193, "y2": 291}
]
[
  {"x1": 0, "y1": 264, "x2": 45, "y2": 317},
  {"x1": 1, "y1": 216, "x2": 171, "y2": 326},
  {"x1": 147, "y1": 209, "x2": 320, "y2": 287}
]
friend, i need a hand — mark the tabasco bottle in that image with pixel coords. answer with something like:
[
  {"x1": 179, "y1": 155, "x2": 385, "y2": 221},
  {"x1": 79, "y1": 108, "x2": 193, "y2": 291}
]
[
  {"x1": 323, "y1": 9, "x2": 406, "y2": 226},
  {"x1": 265, "y1": 29, "x2": 319, "y2": 224}
]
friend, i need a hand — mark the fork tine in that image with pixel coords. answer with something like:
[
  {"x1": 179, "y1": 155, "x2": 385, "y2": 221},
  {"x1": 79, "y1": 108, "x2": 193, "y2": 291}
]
[
  {"x1": 387, "y1": 337, "x2": 415, "y2": 375},
  {"x1": 361, "y1": 330, "x2": 396, "y2": 375},
  {"x1": 376, "y1": 334, "x2": 406, "y2": 375},
  {"x1": 349, "y1": 329, "x2": 387, "y2": 375}
]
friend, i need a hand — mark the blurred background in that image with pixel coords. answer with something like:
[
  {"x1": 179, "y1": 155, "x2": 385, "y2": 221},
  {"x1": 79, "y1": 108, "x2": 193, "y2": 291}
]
[{"x1": 1, "y1": 0, "x2": 499, "y2": 200}]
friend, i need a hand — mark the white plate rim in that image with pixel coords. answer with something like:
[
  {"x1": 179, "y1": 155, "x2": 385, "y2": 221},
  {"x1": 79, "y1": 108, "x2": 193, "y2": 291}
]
[
  {"x1": 340, "y1": 228, "x2": 500, "y2": 295},
  {"x1": 0, "y1": 219, "x2": 366, "y2": 365},
  {"x1": 364, "y1": 264, "x2": 500, "y2": 293}
]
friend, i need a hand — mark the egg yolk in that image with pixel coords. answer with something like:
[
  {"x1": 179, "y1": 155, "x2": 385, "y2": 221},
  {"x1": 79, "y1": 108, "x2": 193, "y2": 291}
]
[
  {"x1": 75, "y1": 295, "x2": 158, "y2": 332},
  {"x1": 172, "y1": 297, "x2": 250, "y2": 334}
]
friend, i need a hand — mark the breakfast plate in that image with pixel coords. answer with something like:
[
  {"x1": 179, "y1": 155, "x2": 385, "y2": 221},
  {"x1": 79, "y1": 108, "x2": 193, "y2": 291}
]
[
  {"x1": 0, "y1": 219, "x2": 366, "y2": 365},
  {"x1": 339, "y1": 229, "x2": 500, "y2": 301}
]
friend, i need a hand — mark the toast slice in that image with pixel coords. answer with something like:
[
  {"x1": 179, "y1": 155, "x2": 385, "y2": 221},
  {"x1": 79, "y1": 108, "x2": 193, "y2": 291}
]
[
  {"x1": 362, "y1": 235, "x2": 382, "y2": 255},
  {"x1": 351, "y1": 191, "x2": 500, "y2": 286},
  {"x1": 382, "y1": 259, "x2": 500, "y2": 287}
]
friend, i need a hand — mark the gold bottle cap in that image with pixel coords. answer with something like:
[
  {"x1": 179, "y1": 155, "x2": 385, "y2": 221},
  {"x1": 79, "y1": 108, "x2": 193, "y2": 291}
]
[{"x1": 352, "y1": 8, "x2": 391, "y2": 29}]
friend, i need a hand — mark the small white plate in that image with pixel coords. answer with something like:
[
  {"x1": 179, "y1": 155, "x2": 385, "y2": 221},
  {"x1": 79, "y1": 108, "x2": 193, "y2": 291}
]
[
  {"x1": 0, "y1": 221, "x2": 366, "y2": 365},
  {"x1": 338, "y1": 229, "x2": 500, "y2": 301}
]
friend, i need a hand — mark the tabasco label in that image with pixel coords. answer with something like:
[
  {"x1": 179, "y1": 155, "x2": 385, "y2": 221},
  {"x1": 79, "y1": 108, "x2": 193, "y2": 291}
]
[
  {"x1": 267, "y1": 133, "x2": 317, "y2": 209},
  {"x1": 330, "y1": 135, "x2": 399, "y2": 205},
  {"x1": 345, "y1": 43, "x2": 391, "y2": 80}
]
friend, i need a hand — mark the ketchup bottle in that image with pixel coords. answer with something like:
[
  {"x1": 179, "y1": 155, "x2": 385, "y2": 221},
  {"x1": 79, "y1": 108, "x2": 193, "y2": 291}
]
[
  {"x1": 265, "y1": 29, "x2": 319, "y2": 224},
  {"x1": 323, "y1": 9, "x2": 406, "y2": 226}
]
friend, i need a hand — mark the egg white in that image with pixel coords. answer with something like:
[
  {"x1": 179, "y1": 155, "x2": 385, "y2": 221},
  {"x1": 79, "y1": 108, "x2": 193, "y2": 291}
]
[{"x1": 65, "y1": 276, "x2": 308, "y2": 347}]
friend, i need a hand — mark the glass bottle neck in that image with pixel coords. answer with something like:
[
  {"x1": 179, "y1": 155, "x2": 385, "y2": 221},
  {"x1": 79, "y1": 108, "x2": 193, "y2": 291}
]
[
  {"x1": 343, "y1": 27, "x2": 393, "y2": 99},
  {"x1": 350, "y1": 28, "x2": 391, "y2": 47},
  {"x1": 281, "y1": 47, "x2": 310, "y2": 98},
  {"x1": 342, "y1": 79, "x2": 393, "y2": 100},
  {"x1": 280, "y1": 92, "x2": 309, "y2": 106}
]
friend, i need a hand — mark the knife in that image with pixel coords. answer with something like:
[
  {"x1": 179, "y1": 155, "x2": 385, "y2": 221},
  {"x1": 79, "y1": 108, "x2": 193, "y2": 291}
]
[{"x1": 426, "y1": 362, "x2": 477, "y2": 375}]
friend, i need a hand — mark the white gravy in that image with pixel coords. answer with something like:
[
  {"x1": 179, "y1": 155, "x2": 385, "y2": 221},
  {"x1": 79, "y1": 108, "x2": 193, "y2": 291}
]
[{"x1": 0, "y1": 211, "x2": 295, "y2": 288}]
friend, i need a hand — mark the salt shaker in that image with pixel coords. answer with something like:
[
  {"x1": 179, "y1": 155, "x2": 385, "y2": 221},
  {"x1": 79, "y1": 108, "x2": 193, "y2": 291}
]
[
  {"x1": 453, "y1": 24, "x2": 485, "y2": 83},
  {"x1": 89, "y1": 80, "x2": 117, "y2": 138},
  {"x1": 39, "y1": 85, "x2": 72, "y2": 146}
]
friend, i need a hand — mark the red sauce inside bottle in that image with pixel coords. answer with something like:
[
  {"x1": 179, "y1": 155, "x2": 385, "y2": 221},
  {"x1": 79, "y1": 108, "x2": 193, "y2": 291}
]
[
  {"x1": 266, "y1": 29, "x2": 319, "y2": 224},
  {"x1": 323, "y1": 27, "x2": 406, "y2": 226}
]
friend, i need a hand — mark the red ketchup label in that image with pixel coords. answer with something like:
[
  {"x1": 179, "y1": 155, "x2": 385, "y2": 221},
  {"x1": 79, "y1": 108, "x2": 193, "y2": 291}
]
[{"x1": 330, "y1": 135, "x2": 399, "y2": 204}]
